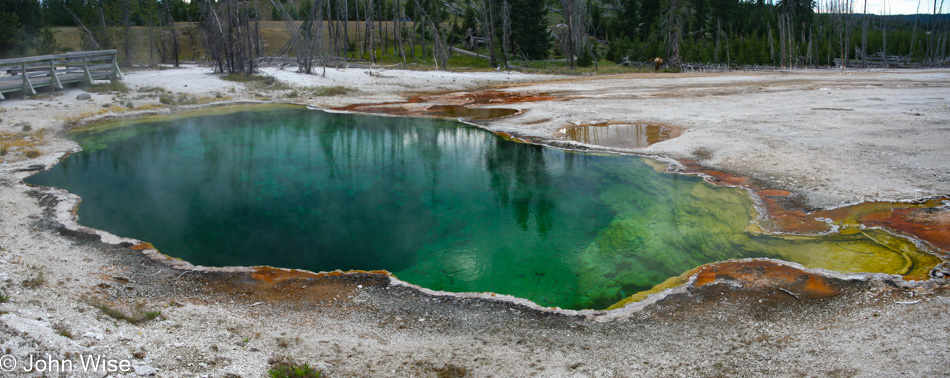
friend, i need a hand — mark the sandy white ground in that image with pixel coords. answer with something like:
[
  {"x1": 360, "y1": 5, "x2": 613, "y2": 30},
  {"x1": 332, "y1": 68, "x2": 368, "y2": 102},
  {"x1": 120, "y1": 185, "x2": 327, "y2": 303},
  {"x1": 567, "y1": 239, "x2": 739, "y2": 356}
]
[{"x1": 0, "y1": 65, "x2": 947, "y2": 376}]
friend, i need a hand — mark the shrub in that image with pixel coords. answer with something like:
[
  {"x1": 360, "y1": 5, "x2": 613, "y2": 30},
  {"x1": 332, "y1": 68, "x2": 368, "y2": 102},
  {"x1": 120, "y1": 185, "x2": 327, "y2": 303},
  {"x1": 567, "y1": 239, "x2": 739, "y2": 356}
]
[
  {"x1": 88, "y1": 299, "x2": 162, "y2": 325},
  {"x1": 692, "y1": 147, "x2": 713, "y2": 161},
  {"x1": 267, "y1": 357, "x2": 321, "y2": 378},
  {"x1": 22, "y1": 271, "x2": 44, "y2": 288},
  {"x1": 85, "y1": 81, "x2": 129, "y2": 94},
  {"x1": 312, "y1": 86, "x2": 350, "y2": 96},
  {"x1": 53, "y1": 322, "x2": 73, "y2": 339},
  {"x1": 224, "y1": 74, "x2": 292, "y2": 91}
]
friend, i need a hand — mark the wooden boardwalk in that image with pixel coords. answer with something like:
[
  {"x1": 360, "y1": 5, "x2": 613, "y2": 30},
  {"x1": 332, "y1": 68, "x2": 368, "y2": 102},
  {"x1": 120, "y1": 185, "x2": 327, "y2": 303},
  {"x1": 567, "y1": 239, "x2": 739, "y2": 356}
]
[{"x1": 0, "y1": 50, "x2": 122, "y2": 100}]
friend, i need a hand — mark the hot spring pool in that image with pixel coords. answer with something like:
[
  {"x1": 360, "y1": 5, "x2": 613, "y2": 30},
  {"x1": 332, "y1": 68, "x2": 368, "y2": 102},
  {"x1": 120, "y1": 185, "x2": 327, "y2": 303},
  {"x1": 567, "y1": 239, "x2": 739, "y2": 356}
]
[{"x1": 27, "y1": 104, "x2": 940, "y2": 309}]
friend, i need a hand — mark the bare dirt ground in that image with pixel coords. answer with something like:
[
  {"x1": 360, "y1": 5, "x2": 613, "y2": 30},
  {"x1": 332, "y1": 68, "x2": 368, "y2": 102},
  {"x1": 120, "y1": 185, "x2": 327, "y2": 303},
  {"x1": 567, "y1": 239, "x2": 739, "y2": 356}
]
[{"x1": 0, "y1": 65, "x2": 948, "y2": 376}]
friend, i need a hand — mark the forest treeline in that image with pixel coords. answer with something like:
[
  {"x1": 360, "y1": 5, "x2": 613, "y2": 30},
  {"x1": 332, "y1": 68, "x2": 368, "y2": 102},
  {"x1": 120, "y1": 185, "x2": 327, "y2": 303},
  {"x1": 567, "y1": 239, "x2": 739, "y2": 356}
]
[{"x1": 1, "y1": 0, "x2": 948, "y2": 72}]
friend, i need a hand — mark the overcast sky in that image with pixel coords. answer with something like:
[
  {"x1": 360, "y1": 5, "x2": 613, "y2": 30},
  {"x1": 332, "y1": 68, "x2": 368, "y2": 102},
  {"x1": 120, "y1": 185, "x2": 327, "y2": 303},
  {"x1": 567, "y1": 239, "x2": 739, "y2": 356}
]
[{"x1": 839, "y1": 0, "x2": 949, "y2": 15}]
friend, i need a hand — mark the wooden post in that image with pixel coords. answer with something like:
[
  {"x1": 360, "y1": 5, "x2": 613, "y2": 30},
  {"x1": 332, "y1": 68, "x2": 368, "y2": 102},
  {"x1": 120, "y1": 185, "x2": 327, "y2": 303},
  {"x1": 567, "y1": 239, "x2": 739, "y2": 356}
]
[
  {"x1": 21, "y1": 62, "x2": 36, "y2": 95},
  {"x1": 83, "y1": 56, "x2": 94, "y2": 83},
  {"x1": 111, "y1": 52, "x2": 123, "y2": 79},
  {"x1": 50, "y1": 58, "x2": 63, "y2": 89}
]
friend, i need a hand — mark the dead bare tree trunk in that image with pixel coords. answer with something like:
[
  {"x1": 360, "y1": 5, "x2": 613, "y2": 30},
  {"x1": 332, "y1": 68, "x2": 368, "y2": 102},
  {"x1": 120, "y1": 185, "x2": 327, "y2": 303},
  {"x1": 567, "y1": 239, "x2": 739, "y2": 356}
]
[
  {"x1": 201, "y1": 3, "x2": 226, "y2": 72},
  {"x1": 378, "y1": 0, "x2": 386, "y2": 58},
  {"x1": 163, "y1": 0, "x2": 180, "y2": 67},
  {"x1": 909, "y1": 0, "x2": 921, "y2": 61},
  {"x1": 394, "y1": 1, "x2": 406, "y2": 61},
  {"x1": 200, "y1": 0, "x2": 259, "y2": 74},
  {"x1": 408, "y1": 4, "x2": 417, "y2": 59},
  {"x1": 882, "y1": 16, "x2": 887, "y2": 66},
  {"x1": 122, "y1": 0, "x2": 132, "y2": 66},
  {"x1": 304, "y1": 0, "x2": 328, "y2": 75},
  {"x1": 501, "y1": 0, "x2": 511, "y2": 69},
  {"x1": 664, "y1": 0, "x2": 682, "y2": 68},
  {"x1": 354, "y1": 0, "x2": 364, "y2": 59},
  {"x1": 767, "y1": 21, "x2": 775, "y2": 64},
  {"x1": 559, "y1": 0, "x2": 586, "y2": 68},
  {"x1": 715, "y1": 18, "x2": 724, "y2": 64},
  {"x1": 254, "y1": 0, "x2": 263, "y2": 57},
  {"x1": 96, "y1": 0, "x2": 113, "y2": 49},
  {"x1": 807, "y1": 27, "x2": 814, "y2": 67},
  {"x1": 787, "y1": 13, "x2": 794, "y2": 67},
  {"x1": 926, "y1": 0, "x2": 947, "y2": 65},
  {"x1": 860, "y1": 0, "x2": 868, "y2": 66},
  {"x1": 479, "y1": 0, "x2": 497, "y2": 65},
  {"x1": 412, "y1": 0, "x2": 449, "y2": 68},
  {"x1": 66, "y1": 7, "x2": 100, "y2": 50},
  {"x1": 271, "y1": 0, "x2": 312, "y2": 72},
  {"x1": 365, "y1": 0, "x2": 377, "y2": 63},
  {"x1": 829, "y1": 0, "x2": 854, "y2": 68},
  {"x1": 341, "y1": 0, "x2": 356, "y2": 60}
]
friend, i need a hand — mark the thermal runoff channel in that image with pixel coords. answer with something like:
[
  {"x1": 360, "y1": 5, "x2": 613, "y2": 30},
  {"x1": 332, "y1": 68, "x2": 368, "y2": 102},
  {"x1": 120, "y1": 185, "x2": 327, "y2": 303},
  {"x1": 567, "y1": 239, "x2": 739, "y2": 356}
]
[{"x1": 28, "y1": 105, "x2": 940, "y2": 310}]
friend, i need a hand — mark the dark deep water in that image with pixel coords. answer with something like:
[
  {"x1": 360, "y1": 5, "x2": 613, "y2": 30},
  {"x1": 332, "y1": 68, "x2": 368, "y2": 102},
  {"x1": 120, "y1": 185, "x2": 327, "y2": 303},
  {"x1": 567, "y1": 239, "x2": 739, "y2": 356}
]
[{"x1": 27, "y1": 105, "x2": 939, "y2": 309}]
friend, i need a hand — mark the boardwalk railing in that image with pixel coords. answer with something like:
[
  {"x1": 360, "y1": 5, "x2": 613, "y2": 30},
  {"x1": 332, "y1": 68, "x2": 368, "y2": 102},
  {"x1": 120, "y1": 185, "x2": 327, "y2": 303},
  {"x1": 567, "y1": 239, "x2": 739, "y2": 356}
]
[{"x1": 0, "y1": 50, "x2": 122, "y2": 100}]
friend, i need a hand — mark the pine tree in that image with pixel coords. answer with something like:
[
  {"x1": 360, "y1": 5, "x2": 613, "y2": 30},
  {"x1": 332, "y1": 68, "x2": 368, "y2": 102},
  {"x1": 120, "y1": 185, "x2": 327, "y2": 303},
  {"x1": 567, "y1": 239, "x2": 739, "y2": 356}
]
[
  {"x1": 509, "y1": 0, "x2": 549, "y2": 59},
  {"x1": 36, "y1": 26, "x2": 60, "y2": 54},
  {"x1": 0, "y1": 0, "x2": 42, "y2": 34},
  {"x1": 0, "y1": 11, "x2": 25, "y2": 57},
  {"x1": 299, "y1": 0, "x2": 312, "y2": 20}
]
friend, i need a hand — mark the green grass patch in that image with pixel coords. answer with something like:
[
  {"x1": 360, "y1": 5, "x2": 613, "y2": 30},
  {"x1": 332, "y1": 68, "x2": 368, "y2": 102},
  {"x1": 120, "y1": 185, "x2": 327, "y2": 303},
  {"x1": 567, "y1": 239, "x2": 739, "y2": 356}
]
[
  {"x1": 21, "y1": 271, "x2": 45, "y2": 288},
  {"x1": 52, "y1": 322, "x2": 73, "y2": 339},
  {"x1": 138, "y1": 86, "x2": 168, "y2": 93},
  {"x1": 84, "y1": 80, "x2": 129, "y2": 94},
  {"x1": 159, "y1": 93, "x2": 199, "y2": 106},
  {"x1": 311, "y1": 86, "x2": 350, "y2": 96},
  {"x1": 88, "y1": 299, "x2": 162, "y2": 325},
  {"x1": 24, "y1": 149, "x2": 41, "y2": 159},
  {"x1": 267, "y1": 357, "x2": 321, "y2": 378},
  {"x1": 28, "y1": 92, "x2": 62, "y2": 101},
  {"x1": 224, "y1": 74, "x2": 293, "y2": 91}
]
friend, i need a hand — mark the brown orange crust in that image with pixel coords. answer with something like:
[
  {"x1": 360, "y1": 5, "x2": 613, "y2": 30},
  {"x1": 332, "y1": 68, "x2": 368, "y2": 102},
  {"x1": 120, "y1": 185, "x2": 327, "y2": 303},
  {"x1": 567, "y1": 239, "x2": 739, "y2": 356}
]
[
  {"x1": 130, "y1": 242, "x2": 155, "y2": 250},
  {"x1": 407, "y1": 90, "x2": 557, "y2": 105},
  {"x1": 249, "y1": 266, "x2": 392, "y2": 283},
  {"x1": 860, "y1": 207, "x2": 950, "y2": 252},
  {"x1": 680, "y1": 161, "x2": 949, "y2": 254},
  {"x1": 692, "y1": 260, "x2": 840, "y2": 299}
]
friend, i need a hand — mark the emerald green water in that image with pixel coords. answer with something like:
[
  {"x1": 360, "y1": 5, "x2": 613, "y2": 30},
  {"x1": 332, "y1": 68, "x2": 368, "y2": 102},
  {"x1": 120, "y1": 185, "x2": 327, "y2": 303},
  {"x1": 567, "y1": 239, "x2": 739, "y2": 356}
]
[{"x1": 27, "y1": 105, "x2": 940, "y2": 310}]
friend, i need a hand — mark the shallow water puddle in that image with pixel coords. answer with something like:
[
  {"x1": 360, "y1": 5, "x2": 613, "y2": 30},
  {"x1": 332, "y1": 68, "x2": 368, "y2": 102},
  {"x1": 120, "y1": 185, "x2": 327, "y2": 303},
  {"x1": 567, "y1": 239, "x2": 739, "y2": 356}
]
[
  {"x1": 556, "y1": 123, "x2": 683, "y2": 148},
  {"x1": 332, "y1": 90, "x2": 550, "y2": 120},
  {"x1": 27, "y1": 105, "x2": 942, "y2": 310},
  {"x1": 425, "y1": 105, "x2": 519, "y2": 120},
  {"x1": 331, "y1": 103, "x2": 519, "y2": 121}
]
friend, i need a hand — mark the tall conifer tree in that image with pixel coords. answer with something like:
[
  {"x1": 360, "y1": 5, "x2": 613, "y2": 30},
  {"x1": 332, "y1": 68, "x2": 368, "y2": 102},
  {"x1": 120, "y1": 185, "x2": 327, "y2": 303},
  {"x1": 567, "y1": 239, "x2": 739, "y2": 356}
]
[{"x1": 509, "y1": 0, "x2": 550, "y2": 59}]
